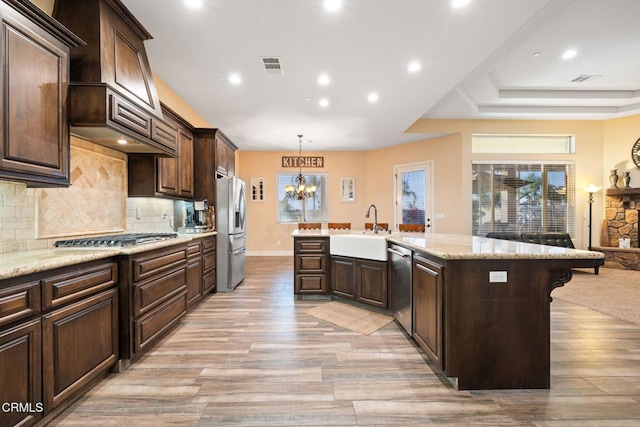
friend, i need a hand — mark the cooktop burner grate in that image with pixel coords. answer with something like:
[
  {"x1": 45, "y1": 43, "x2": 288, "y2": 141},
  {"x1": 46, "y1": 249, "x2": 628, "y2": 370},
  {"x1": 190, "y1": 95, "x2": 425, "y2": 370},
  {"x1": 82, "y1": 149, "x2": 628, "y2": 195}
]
[{"x1": 54, "y1": 233, "x2": 178, "y2": 248}]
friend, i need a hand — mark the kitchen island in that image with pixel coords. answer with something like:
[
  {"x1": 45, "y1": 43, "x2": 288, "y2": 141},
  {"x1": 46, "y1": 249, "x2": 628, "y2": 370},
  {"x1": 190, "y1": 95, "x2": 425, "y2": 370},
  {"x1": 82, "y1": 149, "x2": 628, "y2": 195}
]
[{"x1": 292, "y1": 230, "x2": 605, "y2": 390}]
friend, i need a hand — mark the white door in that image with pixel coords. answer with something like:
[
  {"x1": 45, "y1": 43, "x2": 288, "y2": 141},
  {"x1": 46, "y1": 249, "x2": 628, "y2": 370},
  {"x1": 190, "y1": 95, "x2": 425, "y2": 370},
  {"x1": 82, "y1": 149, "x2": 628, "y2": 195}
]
[{"x1": 394, "y1": 162, "x2": 433, "y2": 232}]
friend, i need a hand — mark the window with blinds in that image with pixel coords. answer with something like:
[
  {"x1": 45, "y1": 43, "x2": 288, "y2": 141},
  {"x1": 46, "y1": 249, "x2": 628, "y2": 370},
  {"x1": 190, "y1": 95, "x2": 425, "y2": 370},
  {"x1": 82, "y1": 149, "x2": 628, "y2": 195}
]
[{"x1": 472, "y1": 162, "x2": 575, "y2": 236}]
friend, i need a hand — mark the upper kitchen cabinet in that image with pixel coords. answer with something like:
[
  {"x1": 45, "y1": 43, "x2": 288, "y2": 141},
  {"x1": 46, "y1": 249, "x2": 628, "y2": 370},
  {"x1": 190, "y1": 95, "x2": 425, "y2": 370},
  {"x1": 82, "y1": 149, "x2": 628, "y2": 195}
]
[
  {"x1": 193, "y1": 129, "x2": 237, "y2": 202},
  {"x1": 128, "y1": 104, "x2": 194, "y2": 199},
  {"x1": 53, "y1": 0, "x2": 177, "y2": 156},
  {"x1": 0, "y1": 0, "x2": 84, "y2": 187}
]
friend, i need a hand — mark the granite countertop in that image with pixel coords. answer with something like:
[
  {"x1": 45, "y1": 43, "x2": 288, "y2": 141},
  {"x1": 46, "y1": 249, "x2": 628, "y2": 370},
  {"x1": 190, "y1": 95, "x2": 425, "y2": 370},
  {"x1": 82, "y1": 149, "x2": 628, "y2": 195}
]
[
  {"x1": 0, "y1": 231, "x2": 217, "y2": 281},
  {"x1": 292, "y1": 229, "x2": 605, "y2": 260}
]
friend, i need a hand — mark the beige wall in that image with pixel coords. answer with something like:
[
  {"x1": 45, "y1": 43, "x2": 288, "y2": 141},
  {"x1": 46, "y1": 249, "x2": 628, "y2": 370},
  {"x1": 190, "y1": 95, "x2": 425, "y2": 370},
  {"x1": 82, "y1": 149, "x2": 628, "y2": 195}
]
[{"x1": 240, "y1": 117, "x2": 632, "y2": 253}]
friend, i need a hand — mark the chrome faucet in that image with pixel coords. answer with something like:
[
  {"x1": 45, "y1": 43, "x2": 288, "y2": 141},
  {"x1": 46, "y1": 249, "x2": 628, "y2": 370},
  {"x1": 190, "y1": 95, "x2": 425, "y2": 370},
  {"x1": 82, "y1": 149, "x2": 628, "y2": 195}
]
[{"x1": 365, "y1": 204, "x2": 378, "y2": 233}]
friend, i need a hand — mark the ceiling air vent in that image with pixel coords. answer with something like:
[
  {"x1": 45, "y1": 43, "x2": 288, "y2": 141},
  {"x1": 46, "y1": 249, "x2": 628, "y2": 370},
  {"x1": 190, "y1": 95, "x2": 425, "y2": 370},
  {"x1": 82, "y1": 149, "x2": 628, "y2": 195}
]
[
  {"x1": 570, "y1": 75, "x2": 601, "y2": 83},
  {"x1": 261, "y1": 57, "x2": 283, "y2": 75}
]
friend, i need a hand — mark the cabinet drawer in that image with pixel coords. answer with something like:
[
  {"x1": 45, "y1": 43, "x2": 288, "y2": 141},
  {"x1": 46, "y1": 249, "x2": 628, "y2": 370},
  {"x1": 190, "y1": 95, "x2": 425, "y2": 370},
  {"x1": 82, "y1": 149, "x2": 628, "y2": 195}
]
[
  {"x1": 151, "y1": 118, "x2": 178, "y2": 151},
  {"x1": 132, "y1": 245, "x2": 187, "y2": 282},
  {"x1": 42, "y1": 262, "x2": 117, "y2": 309},
  {"x1": 108, "y1": 93, "x2": 151, "y2": 137},
  {"x1": 202, "y1": 270, "x2": 216, "y2": 294},
  {"x1": 0, "y1": 281, "x2": 40, "y2": 327},
  {"x1": 203, "y1": 251, "x2": 216, "y2": 272},
  {"x1": 133, "y1": 267, "x2": 186, "y2": 317},
  {"x1": 202, "y1": 237, "x2": 216, "y2": 252},
  {"x1": 296, "y1": 254, "x2": 327, "y2": 274},
  {"x1": 295, "y1": 238, "x2": 327, "y2": 253},
  {"x1": 187, "y1": 241, "x2": 202, "y2": 258},
  {"x1": 295, "y1": 274, "x2": 326, "y2": 294},
  {"x1": 134, "y1": 291, "x2": 186, "y2": 354}
]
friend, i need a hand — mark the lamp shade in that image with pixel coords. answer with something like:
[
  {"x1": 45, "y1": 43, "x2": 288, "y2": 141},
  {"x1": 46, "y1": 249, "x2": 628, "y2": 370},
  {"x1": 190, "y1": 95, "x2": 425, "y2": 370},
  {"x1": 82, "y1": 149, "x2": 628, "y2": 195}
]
[{"x1": 584, "y1": 184, "x2": 603, "y2": 194}]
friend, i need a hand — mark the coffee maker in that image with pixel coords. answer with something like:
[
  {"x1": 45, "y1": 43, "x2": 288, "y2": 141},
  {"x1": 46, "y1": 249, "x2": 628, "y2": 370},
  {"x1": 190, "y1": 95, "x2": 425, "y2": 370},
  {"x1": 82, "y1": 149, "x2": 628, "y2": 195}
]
[{"x1": 175, "y1": 199, "x2": 211, "y2": 233}]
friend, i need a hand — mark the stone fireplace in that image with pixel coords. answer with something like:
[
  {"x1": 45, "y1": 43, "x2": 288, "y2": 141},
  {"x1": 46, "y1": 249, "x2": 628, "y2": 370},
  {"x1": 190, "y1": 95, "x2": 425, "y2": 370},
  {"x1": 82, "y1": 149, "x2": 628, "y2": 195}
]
[{"x1": 594, "y1": 188, "x2": 640, "y2": 269}]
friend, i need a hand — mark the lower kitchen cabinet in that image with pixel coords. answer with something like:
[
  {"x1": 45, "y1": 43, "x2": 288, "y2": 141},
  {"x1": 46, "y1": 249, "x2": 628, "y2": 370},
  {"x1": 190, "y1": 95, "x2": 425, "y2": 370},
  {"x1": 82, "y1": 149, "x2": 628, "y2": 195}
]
[
  {"x1": 294, "y1": 237, "x2": 329, "y2": 295},
  {"x1": 201, "y1": 235, "x2": 216, "y2": 294},
  {"x1": 42, "y1": 288, "x2": 118, "y2": 411},
  {"x1": 120, "y1": 243, "x2": 188, "y2": 361},
  {"x1": 0, "y1": 258, "x2": 119, "y2": 427},
  {"x1": 0, "y1": 318, "x2": 42, "y2": 427},
  {"x1": 186, "y1": 239, "x2": 203, "y2": 309},
  {"x1": 330, "y1": 255, "x2": 388, "y2": 308},
  {"x1": 412, "y1": 253, "x2": 443, "y2": 368}
]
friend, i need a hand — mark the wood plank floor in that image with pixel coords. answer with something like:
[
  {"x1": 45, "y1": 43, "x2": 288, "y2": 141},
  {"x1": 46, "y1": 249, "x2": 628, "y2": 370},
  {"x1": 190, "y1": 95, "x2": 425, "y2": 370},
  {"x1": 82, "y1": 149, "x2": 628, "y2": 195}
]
[{"x1": 49, "y1": 256, "x2": 640, "y2": 426}]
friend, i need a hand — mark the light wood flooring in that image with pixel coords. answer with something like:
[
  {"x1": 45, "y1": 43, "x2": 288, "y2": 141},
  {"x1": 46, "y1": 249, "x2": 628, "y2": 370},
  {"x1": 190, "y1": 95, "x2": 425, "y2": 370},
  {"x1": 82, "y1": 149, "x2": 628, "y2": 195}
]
[{"x1": 50, "y1": 257, "x2": 640, "y2": 426}]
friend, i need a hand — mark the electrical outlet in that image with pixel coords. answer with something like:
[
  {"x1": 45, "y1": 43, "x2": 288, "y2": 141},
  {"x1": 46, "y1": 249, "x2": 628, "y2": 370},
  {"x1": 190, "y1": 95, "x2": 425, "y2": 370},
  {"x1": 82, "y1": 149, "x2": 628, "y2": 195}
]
[{"x1": 489, "y1": 271, "x2": 507, "y2": 283}]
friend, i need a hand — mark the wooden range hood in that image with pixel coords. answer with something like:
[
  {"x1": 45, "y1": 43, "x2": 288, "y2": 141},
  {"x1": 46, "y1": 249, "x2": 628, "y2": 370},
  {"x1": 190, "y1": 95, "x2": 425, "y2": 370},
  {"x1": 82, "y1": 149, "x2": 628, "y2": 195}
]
[{"x1": 53, "y1": 0, "x2": 177, "y2": 156}]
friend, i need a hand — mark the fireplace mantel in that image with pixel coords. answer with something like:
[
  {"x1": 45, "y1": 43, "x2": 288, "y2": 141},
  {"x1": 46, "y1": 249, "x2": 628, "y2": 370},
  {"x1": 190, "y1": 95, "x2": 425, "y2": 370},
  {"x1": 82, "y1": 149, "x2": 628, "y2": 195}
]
[{"x1": 606, "y1": 187, "x2": 640, "y2": 197}]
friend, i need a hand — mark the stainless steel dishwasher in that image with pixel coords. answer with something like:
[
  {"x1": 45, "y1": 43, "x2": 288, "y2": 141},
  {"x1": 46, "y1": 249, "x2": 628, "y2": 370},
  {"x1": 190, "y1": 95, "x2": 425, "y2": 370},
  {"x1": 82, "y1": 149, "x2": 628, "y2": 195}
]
[{"x1": 388, "y1": 243, "x2": 412, "y2": 335}]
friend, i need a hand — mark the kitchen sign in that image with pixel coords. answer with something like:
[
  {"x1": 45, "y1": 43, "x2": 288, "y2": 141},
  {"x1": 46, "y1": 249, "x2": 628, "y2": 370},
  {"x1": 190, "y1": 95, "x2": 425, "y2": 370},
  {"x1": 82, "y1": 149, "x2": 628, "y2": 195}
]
[{"x1": 282, "y1": 156, "x2": 324, "y2": 168}]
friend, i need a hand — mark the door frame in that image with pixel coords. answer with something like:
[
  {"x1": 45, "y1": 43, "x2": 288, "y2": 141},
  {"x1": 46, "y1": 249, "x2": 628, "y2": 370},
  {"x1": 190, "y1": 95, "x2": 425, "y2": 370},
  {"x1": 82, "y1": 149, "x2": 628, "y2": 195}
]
[{"x1": 393, "y1": 161, "x2": 434, "y2": 232}]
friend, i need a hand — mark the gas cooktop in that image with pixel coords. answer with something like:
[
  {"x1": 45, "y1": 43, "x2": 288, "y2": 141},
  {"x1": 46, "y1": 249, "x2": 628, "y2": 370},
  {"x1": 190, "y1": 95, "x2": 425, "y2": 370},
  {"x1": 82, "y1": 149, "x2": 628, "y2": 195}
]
[{"x1": 54, "y1": 233, "x2": 178, "y2": 248}]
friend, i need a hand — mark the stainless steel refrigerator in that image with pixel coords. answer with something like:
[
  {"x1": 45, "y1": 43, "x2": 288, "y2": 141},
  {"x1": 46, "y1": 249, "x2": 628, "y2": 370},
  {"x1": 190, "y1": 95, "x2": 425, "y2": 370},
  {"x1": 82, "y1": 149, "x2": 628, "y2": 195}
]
[{"x1": 216, "y1": 176, "x2": 246, "y2": 292}]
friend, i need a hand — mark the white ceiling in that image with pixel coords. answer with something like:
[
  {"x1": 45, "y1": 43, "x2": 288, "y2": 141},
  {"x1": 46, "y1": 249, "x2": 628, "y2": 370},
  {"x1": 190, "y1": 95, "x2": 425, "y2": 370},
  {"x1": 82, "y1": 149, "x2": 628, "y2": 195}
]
[{"x1": 121, "y1": 0, "x2": 640, "y2": 151}]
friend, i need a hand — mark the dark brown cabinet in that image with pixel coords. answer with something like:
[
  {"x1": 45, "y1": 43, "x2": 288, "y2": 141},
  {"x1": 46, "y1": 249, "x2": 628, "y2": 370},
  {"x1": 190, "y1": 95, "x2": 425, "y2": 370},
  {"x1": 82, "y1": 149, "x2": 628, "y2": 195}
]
[
  {"x1": 330, "y1": 256, "x2": 388, "y2": 308},
  {"x1": 157, "y1": 126, "x2": 194, "y2": 198},
  {"x1": 0, "y1": 318, "x2": 41, "y2": 427},
  {"x1": 201, "y1": 236, "x2": 217, "y2": 294},
  {"x1": 42, "y1": 288, "x2": 118, "y2": 411},
  {"x1": 0, "y1": 258, "x2": 118, "y2": 426},
  {"x1": 128, "y1": 105, "x2": 194, "y2": 199},
  {"x1": 294, "y1": 237, "x2": 328, "y2": 295},
  {"x1": 0, "y1": 0, "x2": 83, "y2": 187},
  {"x1": 412, "y1": 254, "x2": 443, "y2": 368},
  {"x1": 194, "y1": 128, "x2": 238, "y2": 203},
  {"x1": 119, "y1": 244, "x2": 188, "y2": 361},
  {"x1": 186, "y1": 239, "x2": 203, "y2": 309}
]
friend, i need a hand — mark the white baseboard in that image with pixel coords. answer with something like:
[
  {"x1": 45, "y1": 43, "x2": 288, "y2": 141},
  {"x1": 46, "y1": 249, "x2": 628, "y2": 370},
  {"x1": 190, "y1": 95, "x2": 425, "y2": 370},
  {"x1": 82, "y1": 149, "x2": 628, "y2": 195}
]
[{"x1": 246, "y1": 251, "x2": 292, "y2": 257}]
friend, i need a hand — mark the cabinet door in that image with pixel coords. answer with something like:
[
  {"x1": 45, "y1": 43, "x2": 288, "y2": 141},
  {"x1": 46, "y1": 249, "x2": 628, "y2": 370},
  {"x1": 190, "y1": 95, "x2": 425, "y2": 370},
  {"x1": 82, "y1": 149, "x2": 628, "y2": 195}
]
[
  {"x1": 0, "y1": 319, "x2": 42, "y2": 427},
  {"x1": 157, "y1": 154, "x2": 179, "y2": 196},
  {"x1": 178, "y1": 128, "x2": 194, "y2": 198},
  {"x1": 215, "y1": 137, "x2": 228, "y2": 175},
  {"x1": 357, "y1": 260, "x2": 388, "y2": 308},
  {"x1": 330, "y1": 256, "x2": 356, "y2": 299},
  {"x1": 413, "y1": 256, "x2": 443, "y2": 367},
  {"x1": 42, "y1": 289, "x2": 118, "y2": 411},
  {"x1": 186, "y1": 257, "x2": 203, "y2": 309},
  {"x1": 0, "y1": 5, "x2": 71, "y2": 186}
]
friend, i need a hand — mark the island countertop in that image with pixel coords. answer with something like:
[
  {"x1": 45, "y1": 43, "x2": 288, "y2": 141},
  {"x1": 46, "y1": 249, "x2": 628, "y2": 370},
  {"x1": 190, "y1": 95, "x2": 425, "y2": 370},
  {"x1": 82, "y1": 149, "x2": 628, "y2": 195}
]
[{"x1": 291, "y1": 229, "x2": 605, "y2": 261}]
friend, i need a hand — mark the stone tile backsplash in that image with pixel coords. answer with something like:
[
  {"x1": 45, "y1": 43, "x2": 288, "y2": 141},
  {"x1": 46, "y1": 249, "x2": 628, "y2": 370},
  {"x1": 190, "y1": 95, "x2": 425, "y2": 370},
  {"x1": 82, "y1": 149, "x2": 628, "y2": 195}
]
[{"x1": 0, "y1": 137, "x2": 176, "y2": 254}]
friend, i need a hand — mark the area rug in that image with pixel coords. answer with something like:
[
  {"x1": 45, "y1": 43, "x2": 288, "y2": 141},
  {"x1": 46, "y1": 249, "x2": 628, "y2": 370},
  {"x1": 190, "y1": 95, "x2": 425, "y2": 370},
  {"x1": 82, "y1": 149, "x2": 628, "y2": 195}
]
[
  {"x1": 305, "y1": 301, "x2": 393, "y2": 335},
  {"x1": 553, "y1": 267, "x2": 640, "y2": 326}
]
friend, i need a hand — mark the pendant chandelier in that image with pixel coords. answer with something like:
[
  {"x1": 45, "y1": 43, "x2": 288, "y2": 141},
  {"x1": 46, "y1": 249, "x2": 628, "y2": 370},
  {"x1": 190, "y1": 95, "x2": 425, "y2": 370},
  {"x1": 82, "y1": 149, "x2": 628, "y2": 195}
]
[{"x1": 285, "y1": 134, "x2": 317, "y2": 200}]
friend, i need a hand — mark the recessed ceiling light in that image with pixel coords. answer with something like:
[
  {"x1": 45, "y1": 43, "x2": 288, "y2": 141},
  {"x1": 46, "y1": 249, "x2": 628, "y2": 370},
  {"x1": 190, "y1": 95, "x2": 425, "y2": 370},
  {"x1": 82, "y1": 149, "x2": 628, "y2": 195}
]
[
  {"x1": 324, "y1": 0, "x2": 342, "y2": 12},
  {"x1": 318, "y1": 74, "x2": 330, "y2": 86},
  {"x1": 451, "y1": 0, "x2": 471, "y2": 8},
  {"x1": 305, "y1": 97, "x2": 312, "y2": 102},
  {"x1": 367, "y1": 92, "x2": 379, "y2": 103},
  {"x1": 532, "y1": 52, "x2": 541, "y2": 58},
  {"x1": 229, "y1": 73, "x2": 242, "y2": 85},
  {"x1": 408, "y1": 61, "x2": 421, "y2": 73},
  {"x1": 184, "y1": 0, "x2": 203, "y2": 8},
  {"x1": 562, "y1": 49, "x2": 577, "y2": 60},
  {"x1": 318, "y1": 98, "x2": 329, "y2": 107}
]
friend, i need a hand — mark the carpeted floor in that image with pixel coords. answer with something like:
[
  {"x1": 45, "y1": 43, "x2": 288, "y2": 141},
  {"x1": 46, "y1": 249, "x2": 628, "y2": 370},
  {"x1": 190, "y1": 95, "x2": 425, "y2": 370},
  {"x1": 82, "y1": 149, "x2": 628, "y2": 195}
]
[{"x1": 552, "y1": 267, "x2": 640, "y2": 325}]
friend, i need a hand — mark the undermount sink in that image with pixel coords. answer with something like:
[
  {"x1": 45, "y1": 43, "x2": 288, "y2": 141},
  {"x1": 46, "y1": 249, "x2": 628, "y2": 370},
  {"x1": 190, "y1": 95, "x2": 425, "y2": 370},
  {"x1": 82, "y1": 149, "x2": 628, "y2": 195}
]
[{"x1": 330, "y1": 233, "x2": 388, "y2": 261}]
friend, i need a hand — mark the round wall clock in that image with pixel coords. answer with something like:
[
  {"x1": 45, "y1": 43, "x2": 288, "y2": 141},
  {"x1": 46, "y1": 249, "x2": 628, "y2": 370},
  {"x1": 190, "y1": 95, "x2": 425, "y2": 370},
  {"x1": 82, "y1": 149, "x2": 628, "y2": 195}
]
[{"x1": 633, "y1": 137, "x2": 640, "y2": 169}]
